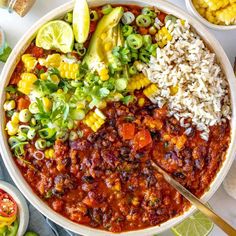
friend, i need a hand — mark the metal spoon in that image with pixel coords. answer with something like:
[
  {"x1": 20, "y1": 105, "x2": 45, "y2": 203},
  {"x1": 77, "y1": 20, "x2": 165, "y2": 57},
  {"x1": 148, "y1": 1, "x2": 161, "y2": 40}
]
[{"x1": 151, "y1": 161, "x2": 236, "y2": 236}]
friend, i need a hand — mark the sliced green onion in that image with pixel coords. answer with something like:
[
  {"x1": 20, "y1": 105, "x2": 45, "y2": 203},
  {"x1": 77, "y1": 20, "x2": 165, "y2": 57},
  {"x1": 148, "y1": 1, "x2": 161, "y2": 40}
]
[
  {"x1": 90, "y1": 10, "x2": 99, "y2": 21},
  {"x1": 70, "y1": 109, "x2": 85, "y2": 121},
  {"x1": 102, "y1": 4, "x2": 112, "y2": 15},
  {"x1": 19, "y1": 125, "x2": 31, "y2": 134},
  {"x1": 139, "y1": 50, "x2": 150, "y2": 63},
  {"x1": 75, "y1": 43, "x2": 86, "y2": 57},
  {"x1": 142, "y1": 7, "x2": 156, "y2": 18},
  {"x1": 64, "y1": 12, "x2": 73, "y2": 23},
  {"x1": 27, "y1": 128, "x2": 36, "y2": 140},
  {"x1": 56, "y1": 129, "x2": 69, "y2": 141},
  {"x1": 122, "y1": 11, "x2": 135, "y2": 25},
  {"x1": 17, "y1": 133, "x2": 27, "y2": 142},
  {"x1": 143, "y1": 35, "x2": 152, "y2": 48},
  {"x1": 67, "y1": 119, "x2": 74, "y2": 130},
  {"x1": 19, "y1": 109, "x2": 31, "y2": 123},
  {"x1": 129, "y1": 65, "x2": 138, "y2": 75},
  {"x1": 35, "y1": 138, "x2": 47, "y2": 150},
  {"x1": 14, "y1": 144, "x2": 26, "y2": 157},
  {"x1": 136, "y1": 15, "x2": 152, "y2": 27},
  {"x1": 8, "y1": 137, "x2": 19, "y2": 147},
  {"x1": 29, "y1": 102, "x2": 39, "y2": 114},
  {"x1": 127, "y1": 34, "x2": 143, "y2": 50},
  {"x1": 38, "y1": 128, "x2": 56, "y2": 139},
  {"x1": 122, "y1": 25, "x2": 133, "y2": 37},
  {"x1": 149, "y1": 43, "x2": 158, "y2": 56},
  {"x1": 131, "y1": 51, "x2": 138, "y2": 60},
  {"x1": 69, "y1": 131, "x2": 78, "y2": 141},
  {"x1": 164, "y1": 14, "x2": 177, "y2": 24},
  {"x1": 115, "y1": 78, "x2": 128, "y2": 91}
]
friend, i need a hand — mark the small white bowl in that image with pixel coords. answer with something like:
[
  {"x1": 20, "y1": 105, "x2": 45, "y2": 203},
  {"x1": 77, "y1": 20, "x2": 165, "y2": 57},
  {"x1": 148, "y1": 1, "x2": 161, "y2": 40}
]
[
  {"x1": 185, "y1": 0, "x2": 236, "y2": 30},
  {"x1": 0, "y1": 180, "x2": 29, "y2": 236}
]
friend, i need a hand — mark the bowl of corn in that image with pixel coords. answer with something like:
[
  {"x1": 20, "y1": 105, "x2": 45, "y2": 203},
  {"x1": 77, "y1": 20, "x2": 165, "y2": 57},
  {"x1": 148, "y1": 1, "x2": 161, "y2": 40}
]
[{"x1": 185, "y1": 0, "x2": 236, "y2": 30}]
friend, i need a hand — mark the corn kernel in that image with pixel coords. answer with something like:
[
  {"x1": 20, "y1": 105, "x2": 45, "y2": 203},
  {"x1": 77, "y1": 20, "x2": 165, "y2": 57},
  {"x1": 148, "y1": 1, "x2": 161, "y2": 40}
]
[
  {"x1": 11, "y1": 112, "x2": 20, "y2": 124},
  {"x1": 131, "y1": 197, "x2": 139, "y2": 206},
  {"x1": 22, "y1": 54, "x2": 37, "y2": 72},
  {"x1": 170, "y1": 86, "x2": 179, "y2": 95},
  {"x1": 42, "y1": 97, "x2": 52, "y2": 112},
  {"x1": 101, "y1": 33, "x2": 107, "y2": 40},
  {"x1": 45, "y1": 148, "x2": 55, "y2": 158},
  {"x1": 138, "y1": 97, "x2": 145, "y2": 107},
  {"x1": 51, "y1": 74, "x2": 60, "y2": 84},
  {"x1": 6, "y1": 121, "x2": 19, "y2": 136},
  {"x1": 4, "y1": 100, "x2": 16, "y2": 111},
  {"x1": 40, "y1": 73, "x2": 48, "y2": 80}
]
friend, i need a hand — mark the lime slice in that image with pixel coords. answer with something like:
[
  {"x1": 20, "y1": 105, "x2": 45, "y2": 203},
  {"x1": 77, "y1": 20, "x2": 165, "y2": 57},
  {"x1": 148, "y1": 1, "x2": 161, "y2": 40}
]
[
  {"x1": 73, "y1": 0, "x2": 90, "y2": 43},
  {"x1": 36, "y1": 20, "x2": 74, "y2": 53},
  {"x1": 171, "y1": 210, "x2": 214, "y2": 236}
]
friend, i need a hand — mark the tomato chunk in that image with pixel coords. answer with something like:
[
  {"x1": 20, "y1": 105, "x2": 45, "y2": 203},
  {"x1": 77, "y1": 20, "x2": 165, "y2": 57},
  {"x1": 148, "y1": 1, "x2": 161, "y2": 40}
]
[
  {"x1": 119, "y1": 123, "x2": 135, "y2": 140},
  {"x1": 17, "y1": 97, "x2": 30, "y2": 110},
  {"x1": 158, "y1": 12, "x2": 167, "y2": 23},
  {"x1": 133, "y1": 129, "x2": 152, "y2": 150}
]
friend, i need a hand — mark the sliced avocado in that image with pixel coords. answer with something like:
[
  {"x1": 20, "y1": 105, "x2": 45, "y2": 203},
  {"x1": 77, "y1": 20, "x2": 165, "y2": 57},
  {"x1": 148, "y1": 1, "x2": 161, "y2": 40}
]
[{"x1": 82, "y1": 7, "x2": 124, "y2": 69}]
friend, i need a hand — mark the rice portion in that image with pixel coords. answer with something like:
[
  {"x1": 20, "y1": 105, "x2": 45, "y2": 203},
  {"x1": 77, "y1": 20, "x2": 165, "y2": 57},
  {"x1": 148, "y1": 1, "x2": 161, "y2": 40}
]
[{"x1": 144, "y1": 20, "x2": 231, "y2": 141}]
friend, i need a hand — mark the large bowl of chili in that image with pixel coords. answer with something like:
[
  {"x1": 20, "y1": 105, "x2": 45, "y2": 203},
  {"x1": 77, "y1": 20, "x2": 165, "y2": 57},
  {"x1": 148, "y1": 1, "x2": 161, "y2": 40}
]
[{"x1": 0, "y1": 0, "x2": 236, "y2": 235}]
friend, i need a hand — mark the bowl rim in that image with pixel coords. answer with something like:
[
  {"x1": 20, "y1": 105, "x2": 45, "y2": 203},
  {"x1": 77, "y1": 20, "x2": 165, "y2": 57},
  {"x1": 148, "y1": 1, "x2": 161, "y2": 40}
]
[
  {"x1": 185, "y1": 0, "x2": 236, "y2": 30},
  {"x1": 0, "y1": 0, "x2": 236, "y2": 235},
  {"x1": 0, "y1": 180, "x2": 29, "y2": 236}
]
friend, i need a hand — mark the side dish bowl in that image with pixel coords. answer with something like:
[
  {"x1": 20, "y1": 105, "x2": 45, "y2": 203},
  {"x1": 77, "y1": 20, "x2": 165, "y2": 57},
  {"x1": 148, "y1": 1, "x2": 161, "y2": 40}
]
[
  {"x1": 0, "y1": 0, "x2": 236, "y2": 235},
  {"x1": 185, "y1": 0, "x2": 236, "y2": 30},
  {"x1": 0, "y1": 180, "x2": 29, "y2": 236}
]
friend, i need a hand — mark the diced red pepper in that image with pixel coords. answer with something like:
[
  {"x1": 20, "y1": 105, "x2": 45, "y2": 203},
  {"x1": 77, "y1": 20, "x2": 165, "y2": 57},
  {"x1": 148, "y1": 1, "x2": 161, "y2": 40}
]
[
  {"x1": 139, "y1": 27, "x2": 148, "y2": 35},
  {"x1": 119, "y1": 123, "x2": 135, "y2": 140},
  {"x1": 133, "y1": 129, "x2": 152, "y2": 150}
]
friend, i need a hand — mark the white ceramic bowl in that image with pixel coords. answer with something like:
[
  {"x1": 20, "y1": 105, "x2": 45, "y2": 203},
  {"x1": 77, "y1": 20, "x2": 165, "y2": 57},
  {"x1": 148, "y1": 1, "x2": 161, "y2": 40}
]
[
  {"x1": 0, "y1": 0, "x2": 236, "y2": 235},
  {"x1": 185, "y1": 0, "x2": 236, "y2": 30},
  {"x1": 0, "y1": 180, "x2": 29, "y2": 236}
]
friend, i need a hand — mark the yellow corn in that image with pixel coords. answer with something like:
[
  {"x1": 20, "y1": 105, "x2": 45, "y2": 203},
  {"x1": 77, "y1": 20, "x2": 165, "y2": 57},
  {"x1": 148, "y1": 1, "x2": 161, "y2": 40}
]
[
  {"x1": 98, "y1": 67, "x2": 109, "y2": 81},
  {"x1": 6, "y1": 121, "x2": 19, "y2": 136},
  {"x1": 51, "y1": 75, "x2": 60, "y2": 84},
  {"x1": 205, "y1": 9, "x2": 217, "y2": 23},
  {"x1": 83, "y1": 111, "x2": 106, "y2": 132},
  {"x1": 155, "y1": 27, "x2": 172, "y2": 48},
  {"x1": 11, "y1": 112, "x2": 20, "y2": 124},
  {"x1": 21, "y1": 54, "x2": 37, "y2": 72},
  {"x1": 138, "y1": 97, "x2": 145, "y2": 107},
  {"x1": 18, "y1": 73, "x2": 37, "y2": 95},
  {"x1": 143, "y1": 84, "x2": 158, "y2": 99},
  {"x1": 40, "y1": 73, "x2": 47, "y2": 80},
  {"x1": 127, "y1": 73, "x2": 151, "y2": 91},
  {"x1": 38, "y1": 54, "x2": 61, "y2": 68},
  {"x1": 131, "y1": 197, "x2": 140, "y2": 206},
  {"x1": 204, "y1": 0, "x2": 229, "y2": 11},
  {"x1": 58, "y1": 62, "x2": 79, "y2": 79},
  {"x1": 216, "y1": 3, "x2": 236, "y2": 25},
  {"x1": 42, "y1": 97, "x2": 52, "y2": 112},
  {"x1": 170, "y1": 86, "x2": 179, "y2": 96},
  {"x1": 45, "y1": 148, "x2": 55, "y2": 159}
]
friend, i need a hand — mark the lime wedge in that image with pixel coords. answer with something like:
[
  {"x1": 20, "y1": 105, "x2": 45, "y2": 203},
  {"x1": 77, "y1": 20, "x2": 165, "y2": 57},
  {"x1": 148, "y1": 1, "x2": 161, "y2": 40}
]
[
  {"x1": 171, "y1": 210, "x2": 214, "y2": 236},
  {"x1": 36, "y1": 20, "x2": 74, "y2": 53},
  {"x1": 73, "y1": 0, "x2": 90, "y2": 43}
]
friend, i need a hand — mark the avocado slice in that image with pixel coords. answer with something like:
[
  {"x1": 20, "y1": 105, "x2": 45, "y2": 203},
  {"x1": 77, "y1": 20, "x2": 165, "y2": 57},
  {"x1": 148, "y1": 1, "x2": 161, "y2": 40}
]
[{"x1": 82, "y1": 7, "x2": 124, "y2": 69}]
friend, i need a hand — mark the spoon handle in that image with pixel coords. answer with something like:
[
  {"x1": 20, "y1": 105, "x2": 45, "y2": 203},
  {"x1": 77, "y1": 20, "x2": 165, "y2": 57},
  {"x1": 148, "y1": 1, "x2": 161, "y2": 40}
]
[{"x1": 151, "y1": 161, "x2": 236, "y2": 236}]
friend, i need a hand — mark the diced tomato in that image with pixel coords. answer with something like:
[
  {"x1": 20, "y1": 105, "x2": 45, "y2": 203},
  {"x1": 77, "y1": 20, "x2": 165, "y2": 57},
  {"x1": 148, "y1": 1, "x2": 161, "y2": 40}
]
[
  {"x1": 90, "y1": 21, "x2": 97, "y2": 33},
  {"x1": 119, "y1": 123, "x2": 135, "y2": 140},
  {"x1": 31, "y1": 46, "x2": 44, "y2": 58},
  {"x1": 139, "y1": 27, "x2": 148, "y2": 35},
  {"x1": 0, "y1": 192, "x2": 17, "y2": 218},
  {"x1": 9, "y1": 73, "x2": 21, "y2": 85},
  {"x1": 17, "y1": 97, "x2": 30, "y2": 110},
  {"x1": 158, "y1": 12, "x2": 167, "y2": 23},
  {"x1": 133, "y1": 129, "x2": 152, "y2": 150}
]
